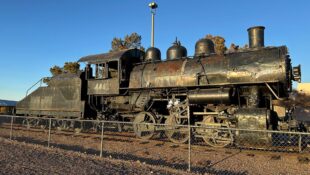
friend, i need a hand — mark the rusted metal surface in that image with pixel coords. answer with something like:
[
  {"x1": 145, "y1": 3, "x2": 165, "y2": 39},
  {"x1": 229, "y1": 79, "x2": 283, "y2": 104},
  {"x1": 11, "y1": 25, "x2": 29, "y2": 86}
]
[
  {"x1": 248, "y1": 26, "x2": 265, "y2": 48},
  {"x1": 188, "y1": 88, "x2": 232, "y2": 104},
  {"x1": 16, "y1": 73, "x2": 86, "y2": 118},
  {"x1": 166, "y1": 39, "x2": 187, "y2": 60},
  {"x1": 236, "y1": 108, "x2": 269, "y2": 130},
  {"x1": 88, "y1": 78, "x2": 119, "y2": 95},
  {"x1": 129, "y1": 46, "x2": 289, "y2": 89},
  {"x1": 194, "y1": 38, "x2": 215, "y2": 56},
  {"x1": 145, "y1": 47, "x2": 161, "y2": 61},
  {"x1": 235, "y1": 108, "x2": 271, "y2": 143},
  {"x1": 78, "y1": 49, "x2": 144, "y2": 64}
]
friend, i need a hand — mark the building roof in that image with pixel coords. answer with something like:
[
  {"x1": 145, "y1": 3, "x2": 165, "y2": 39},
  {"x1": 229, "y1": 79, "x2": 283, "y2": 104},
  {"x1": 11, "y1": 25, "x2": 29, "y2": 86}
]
[{"x1": 0, "y1": 99, "x2": 17, "y2": 106}]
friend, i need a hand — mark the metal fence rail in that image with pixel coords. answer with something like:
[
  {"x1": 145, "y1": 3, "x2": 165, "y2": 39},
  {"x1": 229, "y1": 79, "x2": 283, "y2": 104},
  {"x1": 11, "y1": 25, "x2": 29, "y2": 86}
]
[{"x1": 0, "y1": 115, "x2": 309, "y2": 173}]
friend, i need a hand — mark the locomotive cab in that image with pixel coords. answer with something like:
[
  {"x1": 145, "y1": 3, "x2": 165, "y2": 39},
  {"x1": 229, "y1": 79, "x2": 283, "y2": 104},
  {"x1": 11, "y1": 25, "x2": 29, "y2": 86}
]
[{"x1": 78, "y1": 49, "x2": 144, "y2": 96}]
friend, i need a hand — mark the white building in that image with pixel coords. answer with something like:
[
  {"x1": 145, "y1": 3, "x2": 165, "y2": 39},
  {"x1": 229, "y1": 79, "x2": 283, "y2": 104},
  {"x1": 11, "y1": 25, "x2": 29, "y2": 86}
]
[{"x1": 297, "y1": 83, "x2": 310, "y2": 95}]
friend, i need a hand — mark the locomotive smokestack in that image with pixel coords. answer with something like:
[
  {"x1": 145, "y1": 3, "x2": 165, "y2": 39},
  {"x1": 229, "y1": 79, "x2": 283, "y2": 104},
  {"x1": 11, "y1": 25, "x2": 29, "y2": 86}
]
[{"x1": 247, "y1": 26, "x2": 265, "y2": 48}]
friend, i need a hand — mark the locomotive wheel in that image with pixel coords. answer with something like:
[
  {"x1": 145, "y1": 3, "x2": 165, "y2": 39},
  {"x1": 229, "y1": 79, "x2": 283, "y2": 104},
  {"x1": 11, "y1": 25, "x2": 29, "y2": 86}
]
[
  {"x1": 74, "y1": 121, "x2": 84, "y2": 133},
  {"x1": 91, "y1": 120, "x2": 102, "y2": 133},
  {"x1": 39, "y1": 119, "x2": 48, "y2": 129},
  {"x1": 201, "y1": 116, "x2": 233, "y2": 148},
  {"x1": 165, "y1": 116, "x2": 189, "y2": 144},
  {"x1": 57, "y1": 120, "x2": 71, "y2": 131},
  {"x1": 22, "y1": 118, "x2": 39, "y2": 129},
  {"x1": 133, "y1": 112, "x2": 156, "y2": 140}
]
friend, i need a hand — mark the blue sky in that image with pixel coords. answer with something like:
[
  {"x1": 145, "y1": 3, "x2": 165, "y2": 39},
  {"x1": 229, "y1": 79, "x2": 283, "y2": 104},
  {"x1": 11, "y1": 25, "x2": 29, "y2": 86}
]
[{"x1": 0, "y1": 0, "x2": 309, "y2": 101}]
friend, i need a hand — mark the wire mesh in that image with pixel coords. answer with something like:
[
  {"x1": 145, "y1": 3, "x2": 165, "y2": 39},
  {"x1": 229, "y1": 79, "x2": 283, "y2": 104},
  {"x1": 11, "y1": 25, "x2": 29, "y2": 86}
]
[
  {"x1": 48, "y1": 119, "x2": 102, "y2": 156},
  {"x1": 100, "y1": 121, "x2": 190, "y2": 171},
  {"x1": 0, "y1": 115, "x2": 12, "y2": 139},
  {"x1": 1, "y1": 115, "x2": 310, "y2": 174}
]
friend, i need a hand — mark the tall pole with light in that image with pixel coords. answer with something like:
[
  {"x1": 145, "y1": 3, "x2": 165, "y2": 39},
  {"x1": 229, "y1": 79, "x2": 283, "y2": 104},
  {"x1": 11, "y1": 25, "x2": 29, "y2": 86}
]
[
  {"x1": 145, "y1": 2, "x2": 161, "y2": 62},
  {"x1": 149, "y1": 2, "x2": 158, "y2": 47}
]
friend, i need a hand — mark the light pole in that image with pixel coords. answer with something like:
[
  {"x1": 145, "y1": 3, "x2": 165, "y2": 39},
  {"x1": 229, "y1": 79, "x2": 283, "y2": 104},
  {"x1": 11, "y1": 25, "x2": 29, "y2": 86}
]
[{"x1": 149, "y1": 2, "x2": 158, "y2": 47}]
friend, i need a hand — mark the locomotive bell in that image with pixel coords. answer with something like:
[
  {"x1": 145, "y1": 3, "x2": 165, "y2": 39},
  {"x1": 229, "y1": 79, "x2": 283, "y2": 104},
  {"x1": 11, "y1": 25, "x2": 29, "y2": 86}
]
[
  {"x1": 166, "y1": 39, "x2": 187, "y2": 60},
  {"x1": 194, "y1": 38, "x2": 215, "y2": 57},
  {"x1": 145, "y1": 47, "x2": 161, "y2": 62},
  {"x1": 247, "y1": 26, "x2": 265, "y2": 48}
]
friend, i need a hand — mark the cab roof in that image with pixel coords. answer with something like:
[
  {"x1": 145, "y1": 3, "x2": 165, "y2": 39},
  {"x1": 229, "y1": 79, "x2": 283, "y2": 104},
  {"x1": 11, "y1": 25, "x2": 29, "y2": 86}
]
[{"x1": 78, "y1": 49, "x2": 144, "y2": 64}]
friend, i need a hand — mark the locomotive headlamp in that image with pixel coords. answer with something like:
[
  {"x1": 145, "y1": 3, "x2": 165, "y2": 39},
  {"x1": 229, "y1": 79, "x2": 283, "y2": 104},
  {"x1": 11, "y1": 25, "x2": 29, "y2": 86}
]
[{"x1": 148, "y1": 2, "x2": 158, "y2": 9}]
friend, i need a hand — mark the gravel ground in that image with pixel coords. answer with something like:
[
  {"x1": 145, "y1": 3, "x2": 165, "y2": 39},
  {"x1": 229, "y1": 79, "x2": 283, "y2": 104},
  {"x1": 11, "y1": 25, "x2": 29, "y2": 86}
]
[{"x1": 0, "y1": 138, "x2": 193, "y2": 175}]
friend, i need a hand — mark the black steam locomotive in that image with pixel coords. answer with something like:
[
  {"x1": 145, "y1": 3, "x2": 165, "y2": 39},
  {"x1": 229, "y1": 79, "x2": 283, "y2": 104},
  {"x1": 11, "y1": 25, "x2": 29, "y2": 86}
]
[{"x1": 16, "y1": 26, "x2": 305, "y2": 147}]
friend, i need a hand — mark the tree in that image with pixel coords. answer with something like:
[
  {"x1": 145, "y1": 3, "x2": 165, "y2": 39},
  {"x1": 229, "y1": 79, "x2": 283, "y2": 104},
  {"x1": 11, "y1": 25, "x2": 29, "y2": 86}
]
[
  {"x1": 43, "y1": 65, "x2": 62, "y2": 84},
  {"x1": 110, "y1": 32, "x2": 145, "y2": 52},
  {"x1": 44, "y1": 62, "x2": 80, "y2": 84},
  {"x1": 63, "y1": 62, "x2": 80, "y2": 74},
  {"x1": 50, "y1": 66, "x2": 62, "y2": 76},
  {"x1": 205, "y1": 34, "x2": 227, "y2": 55}
]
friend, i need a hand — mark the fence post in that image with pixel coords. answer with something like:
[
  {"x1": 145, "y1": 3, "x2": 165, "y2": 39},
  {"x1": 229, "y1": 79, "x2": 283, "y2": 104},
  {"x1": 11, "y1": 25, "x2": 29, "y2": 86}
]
[
  {"x1": 100, "y1": 121, "x2": 104, "y2": 157},
  {"x1": 10, "y1": 116, "x2": 14, "y2": 140},
  {"x1": 298, "y1": 133, "x2": 302, "y2": 153},
  {"x1": 48, "y1": 118, "x2": 52, "y2": 147},
  {"x1": 187, "y1": 105, "x2": 191, "y2": 172}
]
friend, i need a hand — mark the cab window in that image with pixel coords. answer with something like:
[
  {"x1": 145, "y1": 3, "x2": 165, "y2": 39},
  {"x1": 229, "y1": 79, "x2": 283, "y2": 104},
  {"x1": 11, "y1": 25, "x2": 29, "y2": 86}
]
[
  {"x1": 94, "y1": 63, "x2": 108, "y2": 79},
  {"x1": 93, "y1": 61, "x2": 118, "y2": 79},
  {"x1": 107, "y1": 61, "x2": 118, "y2": 78}
]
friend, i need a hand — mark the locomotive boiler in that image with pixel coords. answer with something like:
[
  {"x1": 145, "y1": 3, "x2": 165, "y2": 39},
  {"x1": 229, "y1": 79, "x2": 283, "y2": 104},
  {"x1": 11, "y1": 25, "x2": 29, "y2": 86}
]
[{"x1": 16, "y1": 26, "x2": 305, "y2": 147}]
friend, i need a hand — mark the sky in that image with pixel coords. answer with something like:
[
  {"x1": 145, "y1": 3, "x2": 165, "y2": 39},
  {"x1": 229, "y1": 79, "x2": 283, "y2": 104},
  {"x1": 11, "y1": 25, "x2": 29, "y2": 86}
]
[{"x1": 0, "y1": 0, "x2": 309, "y2": 101}]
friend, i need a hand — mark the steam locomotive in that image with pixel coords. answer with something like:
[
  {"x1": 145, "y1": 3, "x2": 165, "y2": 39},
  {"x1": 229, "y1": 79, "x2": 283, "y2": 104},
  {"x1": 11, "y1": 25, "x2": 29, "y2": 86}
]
[{"x1": 16, "y1": 26, "x2": 305, "y2": 147}]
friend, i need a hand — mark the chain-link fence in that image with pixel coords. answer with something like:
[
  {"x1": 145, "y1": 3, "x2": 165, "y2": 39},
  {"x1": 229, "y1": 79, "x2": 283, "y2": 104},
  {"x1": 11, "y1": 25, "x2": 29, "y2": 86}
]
[
  {"x1": 0, "y1": 115, "x2": 310, "y2": 173},
  {"x1": 191, "y1": 125, "x2": 310, "y2": 152}
]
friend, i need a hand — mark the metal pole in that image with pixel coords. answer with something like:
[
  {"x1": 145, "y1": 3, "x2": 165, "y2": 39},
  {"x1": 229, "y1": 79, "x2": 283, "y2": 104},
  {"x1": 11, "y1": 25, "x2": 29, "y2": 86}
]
[
  {"x1": 10, "y1": 116, "x2": 14, "y2": 140},
  {"x1": 187, "y1": 105, "x2": 191, "y2": 172},
  {"x1": 298, "y1": 133, "x2": 302, "y2": 153},
  {"x1": 100, "y1": 122, "x2": 104, "y2": 157},
  {"x1": 151, "y1": 12, "x2": 155, "y2": 47},
  {"x1": 48, "y1": 118, "x2": 51, "y2": 147}
]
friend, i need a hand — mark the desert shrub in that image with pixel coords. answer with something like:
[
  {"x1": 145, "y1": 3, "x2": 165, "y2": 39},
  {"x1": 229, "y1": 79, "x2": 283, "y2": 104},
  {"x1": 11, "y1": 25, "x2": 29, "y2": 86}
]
[
  {"x1": 111, "y1": 32, "x2": 145, "y2": 52},
  {"x1": 50, "y1": 66, "x2": 62, "y2": 76},
  {"x1": 63, "y1": 62, "x2": 80, "y2": 74},
  {"x1": 205, "y1": 34, "x2": 227, "y2": 55}
]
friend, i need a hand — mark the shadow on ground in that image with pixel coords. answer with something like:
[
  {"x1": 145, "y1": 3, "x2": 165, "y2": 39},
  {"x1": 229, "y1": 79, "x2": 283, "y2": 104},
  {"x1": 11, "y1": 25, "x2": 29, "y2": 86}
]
[{"x1": 9, "y1": 136, "x2": 247, "y2": 175}]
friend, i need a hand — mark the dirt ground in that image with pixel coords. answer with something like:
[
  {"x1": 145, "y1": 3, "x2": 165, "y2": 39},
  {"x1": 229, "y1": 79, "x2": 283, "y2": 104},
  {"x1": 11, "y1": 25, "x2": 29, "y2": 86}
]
[
  {"x1": 0, "y1": 118, "x2": 310, "y2": 175},
  {"x1": 0, "y1": 138, "x2": 192, "y2": 175}
]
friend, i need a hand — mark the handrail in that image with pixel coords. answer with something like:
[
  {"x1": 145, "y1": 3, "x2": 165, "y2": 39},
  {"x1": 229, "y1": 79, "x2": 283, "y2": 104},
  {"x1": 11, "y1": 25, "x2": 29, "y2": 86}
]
[
  {"x1": 265, "y1": 82, "x2": 285, "y2": 101},
  {"x1": 25, "y1": 77, "x2": 47, "y2": 97}
]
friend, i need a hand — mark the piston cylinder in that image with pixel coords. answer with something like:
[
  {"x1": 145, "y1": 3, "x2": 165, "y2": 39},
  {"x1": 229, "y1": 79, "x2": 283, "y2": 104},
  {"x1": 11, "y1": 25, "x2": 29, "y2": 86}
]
[
  {"x1": 188, "y1": 88, "x2": 232, "y2": 104},
  {"x1": 234, "y1": 108, "x2": 271, "y2": 144}
]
